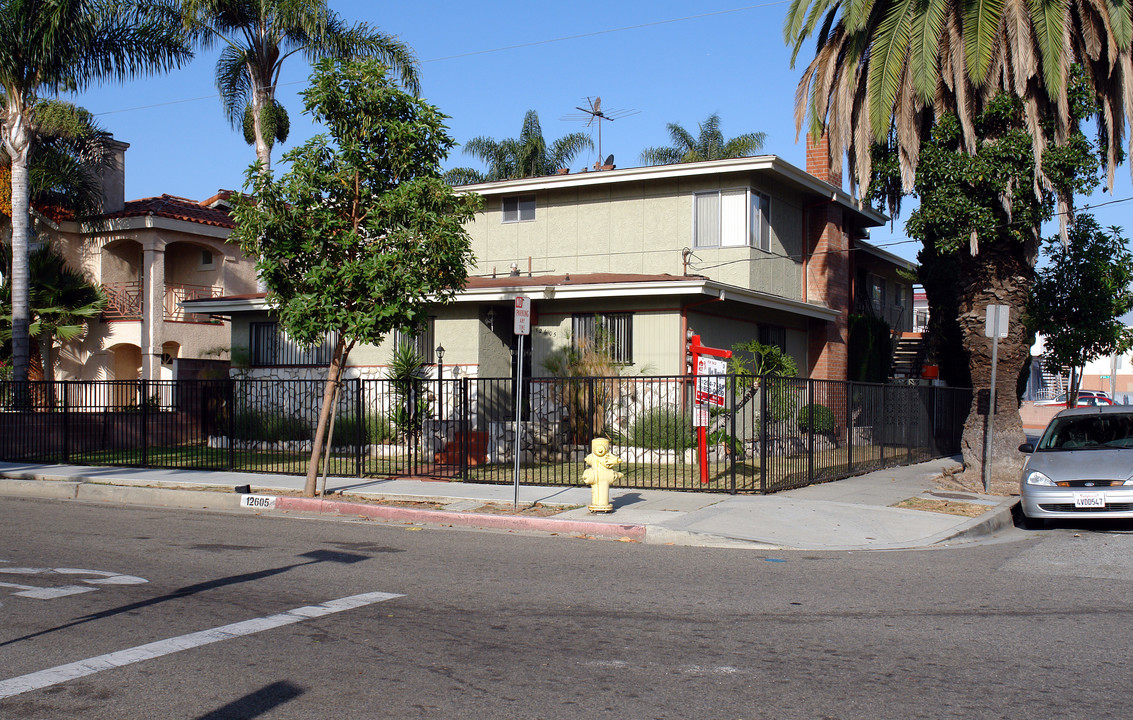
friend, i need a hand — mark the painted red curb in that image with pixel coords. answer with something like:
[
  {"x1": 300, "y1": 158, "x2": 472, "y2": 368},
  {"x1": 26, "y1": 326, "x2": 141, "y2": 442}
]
[{"x1": 273, "y1": 496, "x2": 647, "y2": 541}]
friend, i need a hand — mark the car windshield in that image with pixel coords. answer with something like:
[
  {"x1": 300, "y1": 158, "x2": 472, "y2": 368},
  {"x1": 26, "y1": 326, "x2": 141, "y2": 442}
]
[{"x1": 1037, "y1": 414, "x2": 1133, "y2": 450}]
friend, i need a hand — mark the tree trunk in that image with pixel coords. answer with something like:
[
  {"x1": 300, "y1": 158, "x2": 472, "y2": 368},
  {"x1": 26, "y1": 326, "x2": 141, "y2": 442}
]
[
  {"x1": 304, "y1": 335, "x2": 349, "y2": 496},
  {"x1": 956, "y1": 243, "x2": 1033, "y2": 483},
  {"x1": 252, "y1": 87, "x2": 272, "y2": 175},
  {"x1": 5, "y1": 112, "x2": 31, "y2": 387}
]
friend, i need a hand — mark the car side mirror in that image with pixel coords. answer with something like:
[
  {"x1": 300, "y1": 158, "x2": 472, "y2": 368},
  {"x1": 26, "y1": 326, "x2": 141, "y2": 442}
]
[{"x1": 1018, "y1": 443, "x2": 1035, "y2": 453}]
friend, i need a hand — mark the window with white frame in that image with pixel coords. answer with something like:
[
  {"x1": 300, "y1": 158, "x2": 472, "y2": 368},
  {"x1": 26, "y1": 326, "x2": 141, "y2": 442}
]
[
  {"x1": 572, "y1": 313, "x2": 633, "y2": 365},
  {"x1": 693, "y1": 189, "x2": 771, "y2": 251},
  {"x1": 502, "y1": 195, "x2": 536, "y2": 223}
]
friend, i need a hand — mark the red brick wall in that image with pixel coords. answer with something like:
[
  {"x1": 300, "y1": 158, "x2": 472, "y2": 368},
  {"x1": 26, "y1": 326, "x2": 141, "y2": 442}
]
[
  {"x1": 806, "y1": 134, "x2": 841, "y2": 188},
  {"x1": 804, "y1": 141, "x2": 849, "y2": 381}
]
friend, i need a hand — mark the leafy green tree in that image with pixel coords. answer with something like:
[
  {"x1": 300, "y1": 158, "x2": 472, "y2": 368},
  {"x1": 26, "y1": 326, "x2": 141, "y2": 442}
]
[
  {"x1": 0, "y1": 0, "x2": 189, "y2": 386},
  {"x1": 639, "y1": 113, "x2": 766, "y2": 166},
  {"x1": 231, "y1": 57, "x2": 481, "y2": 496},
  {"x1": 1027, "y1": 216, "x2": 1133, "y2": 407},
  {"x1": 445, "y1": 109, "x2": 593, "y2": 184},
  {"x1": 183, "y1": 0, "x2": 420, "y2": 174}
]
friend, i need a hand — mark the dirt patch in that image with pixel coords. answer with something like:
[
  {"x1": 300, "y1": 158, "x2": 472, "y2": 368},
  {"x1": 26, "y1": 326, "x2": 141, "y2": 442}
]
[
  {"x1": 892, "y1": 497, "x2": 990, "y2": 517},
  {"x1": 934, "y1": 466, "x2": 1019, "y2": 497},
  {"x1": 329, "y1": 495, "x2": 575, "y2": 517}
]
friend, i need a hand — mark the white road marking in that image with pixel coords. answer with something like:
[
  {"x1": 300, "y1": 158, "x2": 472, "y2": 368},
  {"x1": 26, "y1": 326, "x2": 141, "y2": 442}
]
[
  {"x1": 0, "y1": 581, "x2": 96, "y2": 599},
  {"x1": 0, "y1": 591, "x2": 403, "y2": 699},
  {"x1": 0, "y1": 567, "x2": 148, "y2": 600}
]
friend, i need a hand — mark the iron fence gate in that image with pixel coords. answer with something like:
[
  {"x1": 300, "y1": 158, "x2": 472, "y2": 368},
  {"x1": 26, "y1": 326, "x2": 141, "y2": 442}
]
[{"x1": 0, "y1": 376, "x2": 970, "y2": 494}]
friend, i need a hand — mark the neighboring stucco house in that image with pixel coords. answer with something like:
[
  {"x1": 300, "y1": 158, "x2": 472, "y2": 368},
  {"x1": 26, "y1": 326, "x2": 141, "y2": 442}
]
[
  {"x1": 42, "y1": 139, "x2": 257, "y2": 383},
  {"x1": 186, "y1": 139, "x2": 913, "y2": 384}
]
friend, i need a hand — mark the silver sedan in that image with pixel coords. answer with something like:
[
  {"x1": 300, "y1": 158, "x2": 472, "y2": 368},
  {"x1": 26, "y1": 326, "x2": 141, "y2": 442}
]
[{"x1": 1019, "y1": 406, "x2": 1133, "y2": 528}]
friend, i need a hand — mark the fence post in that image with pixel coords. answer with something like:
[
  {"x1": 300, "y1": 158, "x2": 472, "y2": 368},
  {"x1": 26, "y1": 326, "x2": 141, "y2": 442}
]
[
  {"x1": 729, "y1": 373, "x2": 737, "y2": 494},
  {"x1": 460, "y1": 377, "x2": 470, "y2": 481},
  {"x1": 62, "y1": 381, "x2": 71, "y2": 463},
  {"x1": 227, "y1": 378, "x2": 236, "y2": 470},
  {"x1": 354, "y1": 378, "x2": 363, "y2": 478},
  {"x1": 846, "y1": 381, "x2": 853, "y2": 471},
  {"x1": 807, "y1": 379, "x2": 815, "y2": 486},
  {"x1": 759, "y1": 375, "x2": 769, "y2": 493},
  {"x1": 140, "y1": 379, "x2": 149, "y2": 467}
]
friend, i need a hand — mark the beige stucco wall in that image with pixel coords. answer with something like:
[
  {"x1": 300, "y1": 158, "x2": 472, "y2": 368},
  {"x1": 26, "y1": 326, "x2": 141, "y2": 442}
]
[
  {"x1": 465, "y1": 169, "x2": 806, "y2": 300},
  {"x1": 47, "y1": 219, "x2": 256, "y2": 381}
]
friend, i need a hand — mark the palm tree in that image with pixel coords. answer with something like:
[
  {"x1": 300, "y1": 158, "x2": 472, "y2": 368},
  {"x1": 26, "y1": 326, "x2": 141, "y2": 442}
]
[
  {"x1": 0, "y1": 0, "x2": 190, "y2": 386},
  {"x1": 445, "y1": 110, "x2": 593, "y2": 184},
  {"x1": 182, "y1": 0, "x2": 420, "y2": 174},
  {"x1": 1, "y1": 245, "x2": 106, "y2": 387},
  {"x1": 639, "y1": 113, "x2": 767, "y2": 166},
  {"x1": 783, "y1": 0, "x2": 1128, "y2": 479}
]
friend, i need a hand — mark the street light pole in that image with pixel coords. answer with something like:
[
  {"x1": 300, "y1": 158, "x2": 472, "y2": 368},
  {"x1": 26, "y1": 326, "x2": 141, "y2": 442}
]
[{"x1": 435, "y1": 344, "x2": 445, "y2": 425}]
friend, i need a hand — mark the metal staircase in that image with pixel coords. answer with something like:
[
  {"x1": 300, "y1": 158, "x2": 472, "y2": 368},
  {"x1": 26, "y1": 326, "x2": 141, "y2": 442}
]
[{"x1": 890, "y1": 332, "x2": 926, "y2": 379}]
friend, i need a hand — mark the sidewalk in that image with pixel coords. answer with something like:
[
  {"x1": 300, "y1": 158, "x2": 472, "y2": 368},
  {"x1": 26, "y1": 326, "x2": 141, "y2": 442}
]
[{"x1": 0, "y1": 457, "x2": 1018, "y2": 551}]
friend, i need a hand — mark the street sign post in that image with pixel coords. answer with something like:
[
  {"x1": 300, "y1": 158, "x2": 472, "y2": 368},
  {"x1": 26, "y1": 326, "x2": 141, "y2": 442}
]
[
  {"x1": 983, "y1": 304, "x2": 1010, "y2": 493},
  {"x1": 512, "y1": 297, "x2": 530, "y2": 508}
]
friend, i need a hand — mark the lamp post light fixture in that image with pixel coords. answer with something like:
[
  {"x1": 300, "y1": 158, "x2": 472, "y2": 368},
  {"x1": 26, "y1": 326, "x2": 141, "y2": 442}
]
[{"x1": 436, "y1": 344, "x2": 445, "y2": 424}]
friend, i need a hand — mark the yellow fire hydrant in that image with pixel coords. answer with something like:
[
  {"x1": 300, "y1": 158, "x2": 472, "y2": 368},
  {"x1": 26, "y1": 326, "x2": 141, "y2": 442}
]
[{"x1": 582, "y1": 437, "x2": 623, "y2": 513}]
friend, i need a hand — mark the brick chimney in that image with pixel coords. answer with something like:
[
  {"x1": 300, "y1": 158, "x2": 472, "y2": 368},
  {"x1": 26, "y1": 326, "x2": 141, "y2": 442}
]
[
  {"x1": 805, "y1": 133, "x2": 841, "y2": 188},
  {"x1": 804, "y1": 131, "x2": 849, "y2": 381}
]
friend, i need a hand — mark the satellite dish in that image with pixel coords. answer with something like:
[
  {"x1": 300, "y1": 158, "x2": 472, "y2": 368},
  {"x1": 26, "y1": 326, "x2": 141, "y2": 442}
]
[{"x1": 603, "y1": 154, "x2": 614, "y2": 166}]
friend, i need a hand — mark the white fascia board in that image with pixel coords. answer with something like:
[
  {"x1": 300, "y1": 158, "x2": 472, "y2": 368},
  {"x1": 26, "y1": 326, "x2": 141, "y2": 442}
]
[
  {"x1": 77, "y1": 215, "x2": 233, "y2": 239},
  {"x1": 457, "y1": 156, "x2": 888, "y2": 227},
  {"x1": 180, "y1": 296, "x2": 271, "y2": 314},
  {"x1": 180, "y1": 279, "x2": 839, "y2": 322},
  {"x1": 455, "y1": 279, "x2": 840, "y2": 321}
]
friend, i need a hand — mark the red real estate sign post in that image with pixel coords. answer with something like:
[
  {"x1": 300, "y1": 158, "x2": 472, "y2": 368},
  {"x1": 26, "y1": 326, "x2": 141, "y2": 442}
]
[{"x1": 689, "y1": 335, "x2": 732, "y2": 484}]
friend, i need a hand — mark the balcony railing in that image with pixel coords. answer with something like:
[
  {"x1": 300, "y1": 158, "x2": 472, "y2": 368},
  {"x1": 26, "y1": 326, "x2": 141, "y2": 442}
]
[
  {"x1": 103, "y1": 281, "x2": 143, "y2": 320},
  {"x1": 165, "y1": 283, "x2": 221, "y2": 323},
  {"x1": 102, "y1": 282, "x2": 221, "y2": 323}
]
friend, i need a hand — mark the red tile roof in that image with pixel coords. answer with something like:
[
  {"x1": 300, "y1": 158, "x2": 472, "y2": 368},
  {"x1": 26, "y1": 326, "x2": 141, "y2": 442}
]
[{"x1": 103, "y1": 193, "x2": 235, "y2": 229}]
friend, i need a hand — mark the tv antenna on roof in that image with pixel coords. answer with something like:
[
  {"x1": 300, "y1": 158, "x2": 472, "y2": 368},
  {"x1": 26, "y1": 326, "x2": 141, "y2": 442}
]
[{"x1": 561, "y1": 96, "x2": 639, "y2": 166}]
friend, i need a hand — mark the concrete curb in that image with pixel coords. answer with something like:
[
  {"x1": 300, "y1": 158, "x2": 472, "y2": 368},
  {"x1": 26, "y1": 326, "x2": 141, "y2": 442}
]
[{"x1": 274, "y1": 496, "x2": 647, "y2": 541}]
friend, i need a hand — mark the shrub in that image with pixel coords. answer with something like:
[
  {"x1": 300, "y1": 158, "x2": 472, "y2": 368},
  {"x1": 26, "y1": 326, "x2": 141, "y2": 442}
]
[
  {"x1": 232, "y1": 409, "x2": 311, "y2": 442},
  {"x1": 333, "y1": 413, "x2": 394, "y2": 445},
  {"x1": 797, "y1": 403, "x2": 836, "y2": 435},
  {"x1": 623, "y1": 406, "x2": 694, "y2": 451}
]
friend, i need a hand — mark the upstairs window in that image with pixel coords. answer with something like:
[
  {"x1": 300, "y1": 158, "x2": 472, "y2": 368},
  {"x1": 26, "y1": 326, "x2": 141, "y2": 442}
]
[
  {"x1": 572, "y1": 313, "x2": 633, "y2": 365},
  {"x1": 250, "y1": 322, "x2": 338, "y2": 366},
  {"x1": 502, "y1": 195, "x2": 536, "y2": 223},
  {"x1": 693, "y1": 189, "x2": 771, "y2": 251}
]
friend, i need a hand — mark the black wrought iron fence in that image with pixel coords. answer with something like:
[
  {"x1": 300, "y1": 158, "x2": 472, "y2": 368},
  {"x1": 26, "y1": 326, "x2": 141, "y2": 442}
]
[{"x1": 0, "y1": 375, "x2": 970, "y2": 494}]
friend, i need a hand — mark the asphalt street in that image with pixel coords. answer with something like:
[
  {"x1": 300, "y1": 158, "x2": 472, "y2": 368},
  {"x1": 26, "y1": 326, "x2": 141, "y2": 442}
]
[{"x1": 3, "y1": 497, "x2": 1133, "y2": 719}]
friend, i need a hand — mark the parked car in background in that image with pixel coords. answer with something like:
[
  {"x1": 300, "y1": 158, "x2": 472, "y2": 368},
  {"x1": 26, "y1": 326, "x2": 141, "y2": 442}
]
[
  {"x1": 1018, "y1": 406, "x2": 1133, "y2": 528},
  {"x1": 1035, "y1": 390, "x2": 1113, "y2": 407}
]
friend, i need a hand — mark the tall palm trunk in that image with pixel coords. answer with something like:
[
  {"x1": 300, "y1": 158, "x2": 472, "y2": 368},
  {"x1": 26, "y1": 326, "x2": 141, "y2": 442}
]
[
  {"x1": 956, "y1": 243, "x2": 1033, "y2": 482},
  {"x1": 5, "y1": 111, "x2": 32, "y2": 387}
]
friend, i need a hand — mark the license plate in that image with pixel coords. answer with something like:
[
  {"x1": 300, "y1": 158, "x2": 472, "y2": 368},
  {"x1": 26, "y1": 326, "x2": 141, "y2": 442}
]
[{"x1": 1074, "y1": 492, "x2": 1106, "y2": 508}]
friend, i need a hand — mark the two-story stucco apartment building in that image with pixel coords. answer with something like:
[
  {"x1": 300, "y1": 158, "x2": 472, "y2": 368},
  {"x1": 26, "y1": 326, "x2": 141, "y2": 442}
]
[{"x1": 188, "y1": 140, "x2": 913, "y2": 384}]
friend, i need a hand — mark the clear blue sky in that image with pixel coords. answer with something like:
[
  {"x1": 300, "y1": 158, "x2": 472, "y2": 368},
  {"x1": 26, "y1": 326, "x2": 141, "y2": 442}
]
[{"x1": 70, "y1": 0, "x2": 1133, "y2": 265}]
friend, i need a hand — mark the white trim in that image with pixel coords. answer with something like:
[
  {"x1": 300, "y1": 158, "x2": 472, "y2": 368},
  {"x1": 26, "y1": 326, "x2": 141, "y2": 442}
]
[{"x1": 457, "y1": 155, "x2": 887, "y2": 226}]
